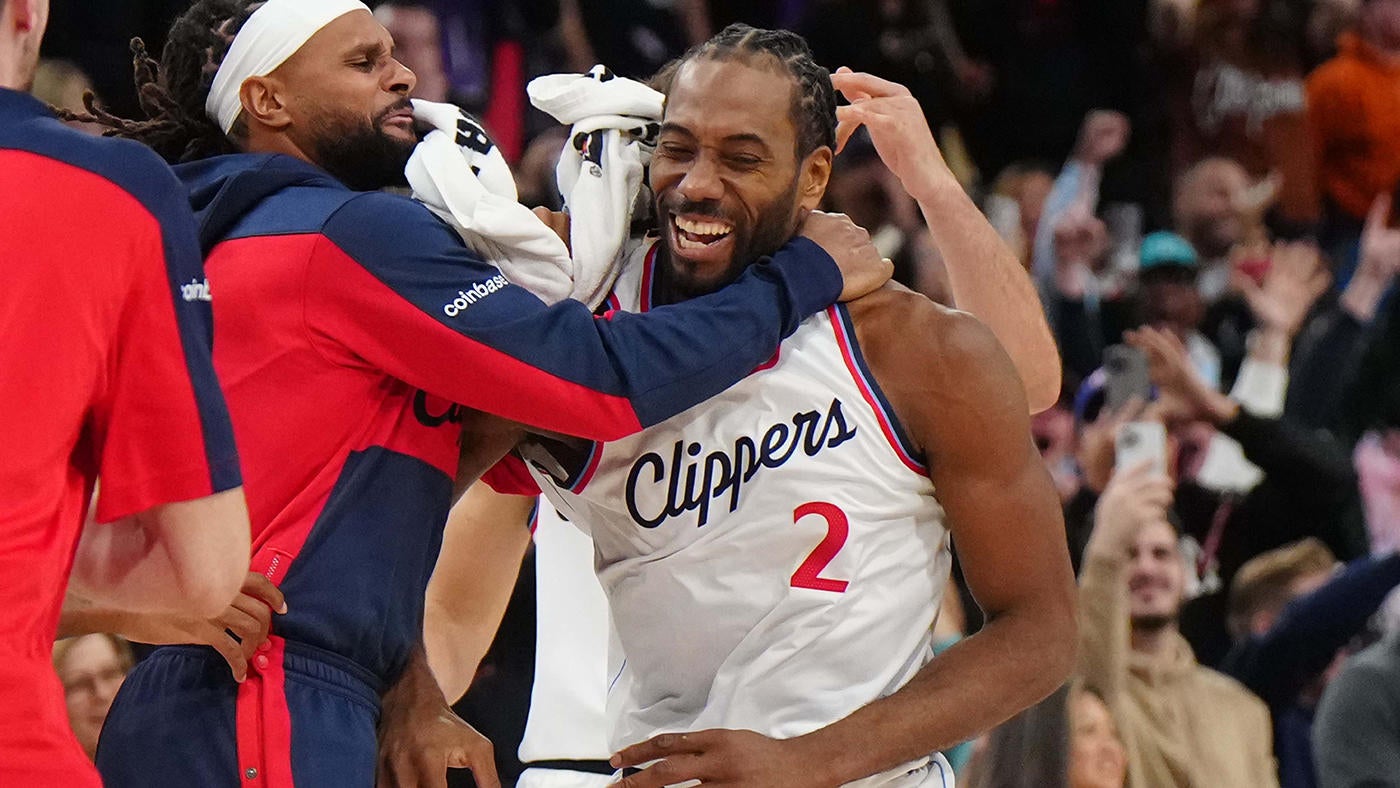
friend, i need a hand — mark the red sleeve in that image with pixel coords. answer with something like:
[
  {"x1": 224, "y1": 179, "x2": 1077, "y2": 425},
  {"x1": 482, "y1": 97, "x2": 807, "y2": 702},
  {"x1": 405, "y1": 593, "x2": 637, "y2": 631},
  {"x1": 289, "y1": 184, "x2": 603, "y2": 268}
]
[
  {"x1": 480, "y1": 453, "x2": 542, "y2": 497},
  {"x1": 92, "y1": 178, "x2": 241, "y2": 522}
]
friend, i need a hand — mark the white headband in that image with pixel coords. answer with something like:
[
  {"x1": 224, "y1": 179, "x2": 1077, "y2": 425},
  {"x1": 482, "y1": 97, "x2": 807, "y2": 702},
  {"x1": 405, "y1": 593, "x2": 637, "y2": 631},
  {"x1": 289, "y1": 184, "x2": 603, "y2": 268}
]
[{"x1": 205, "y1": 0, "x2": 370, "y2": 134}]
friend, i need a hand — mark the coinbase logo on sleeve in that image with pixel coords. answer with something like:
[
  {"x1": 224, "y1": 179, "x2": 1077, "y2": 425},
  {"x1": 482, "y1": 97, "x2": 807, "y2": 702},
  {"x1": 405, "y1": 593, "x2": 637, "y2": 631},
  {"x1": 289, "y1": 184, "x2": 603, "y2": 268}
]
[
  {"x1": 181, "y1": 278, "x2": 212, "y2": 302},
  {"x1": 443, "y1": 274, "x2": 509, "y2": 317}
]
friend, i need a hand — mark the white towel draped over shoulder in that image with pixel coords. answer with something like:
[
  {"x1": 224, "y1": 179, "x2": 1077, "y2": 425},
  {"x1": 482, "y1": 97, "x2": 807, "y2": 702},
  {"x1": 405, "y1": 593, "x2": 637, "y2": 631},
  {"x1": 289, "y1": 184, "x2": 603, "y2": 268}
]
[{"x1": 403, "y1": 66, "x2": 663, "y2": 311}]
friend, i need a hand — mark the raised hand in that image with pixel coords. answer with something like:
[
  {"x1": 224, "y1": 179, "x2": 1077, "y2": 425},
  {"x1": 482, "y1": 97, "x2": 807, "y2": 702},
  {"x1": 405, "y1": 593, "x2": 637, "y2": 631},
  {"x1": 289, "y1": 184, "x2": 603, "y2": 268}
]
[
  {"x1": 1343, "y1": 194, "x2": 1400, "y2": 322},
  {"x1": 831, "y1": 68, "x2": 950, "y2": 201},
  {"x1": 1073, "y1": 110, "x2": 1131, "y2": 167},
  {"x1": 1236, "y1": 241, "x2": 1330, "y2": 338},
  {"x1": 1125, "y1": 326, "x2": 1238, "y2": 426},
  {"x1": 1090, "y1": 460, "x2": 1175, "y2": 556}
]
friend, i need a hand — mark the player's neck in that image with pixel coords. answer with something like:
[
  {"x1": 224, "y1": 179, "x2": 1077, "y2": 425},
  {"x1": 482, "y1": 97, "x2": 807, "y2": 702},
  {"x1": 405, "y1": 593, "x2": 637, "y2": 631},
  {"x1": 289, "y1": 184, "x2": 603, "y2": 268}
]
[{"x1": 651, "y1": 245, "x2": 722, "y2": 307}]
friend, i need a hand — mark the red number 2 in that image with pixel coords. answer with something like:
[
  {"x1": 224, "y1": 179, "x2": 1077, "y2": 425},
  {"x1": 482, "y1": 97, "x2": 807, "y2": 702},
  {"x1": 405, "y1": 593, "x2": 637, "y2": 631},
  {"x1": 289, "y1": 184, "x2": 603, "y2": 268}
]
[{"x1": 791, "y1": 502, "x2": 850, "y2": 593}]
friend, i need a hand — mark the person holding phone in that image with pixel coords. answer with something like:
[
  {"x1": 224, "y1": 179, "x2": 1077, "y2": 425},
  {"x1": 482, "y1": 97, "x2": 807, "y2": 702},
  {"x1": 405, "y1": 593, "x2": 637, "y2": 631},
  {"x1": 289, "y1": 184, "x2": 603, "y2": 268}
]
[{"x1": 1079, "y1": 461, "x2": 1279, "y2": 788}]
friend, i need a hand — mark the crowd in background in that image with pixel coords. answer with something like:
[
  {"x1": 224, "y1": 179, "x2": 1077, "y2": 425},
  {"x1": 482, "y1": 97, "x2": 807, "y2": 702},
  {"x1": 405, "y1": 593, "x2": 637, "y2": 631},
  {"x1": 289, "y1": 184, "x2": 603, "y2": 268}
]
[{"x1": 32, "y1": 0, "x2": 1400, "y2": 786}]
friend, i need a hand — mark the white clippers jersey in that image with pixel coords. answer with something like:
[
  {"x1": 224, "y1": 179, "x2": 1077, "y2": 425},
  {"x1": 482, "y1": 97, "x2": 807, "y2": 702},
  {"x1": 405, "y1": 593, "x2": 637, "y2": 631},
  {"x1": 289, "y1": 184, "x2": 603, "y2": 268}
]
[{"x1": 524, "y1": 239, "x2": 954, "y2": 788}]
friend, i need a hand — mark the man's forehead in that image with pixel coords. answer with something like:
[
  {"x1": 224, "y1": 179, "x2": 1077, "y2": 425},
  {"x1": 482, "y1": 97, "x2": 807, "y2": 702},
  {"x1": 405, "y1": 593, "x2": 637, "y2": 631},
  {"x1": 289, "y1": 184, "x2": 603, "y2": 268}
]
[
  {"x1": 296, "y1": 9, "x2": 391, "y2": 60},
  {"x1": 663, "y1": 58, "x2": 796, "y2": 143}
]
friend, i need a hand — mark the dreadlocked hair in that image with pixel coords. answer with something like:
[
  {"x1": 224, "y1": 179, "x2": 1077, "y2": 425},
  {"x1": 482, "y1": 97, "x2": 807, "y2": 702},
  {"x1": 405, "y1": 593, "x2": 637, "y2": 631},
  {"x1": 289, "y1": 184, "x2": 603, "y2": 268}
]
[
  {"x1": 655, "y1": 24, "x2": 836, "y2": 159},
  {"x1": 57, "y1": 0, "x2": 265, "y2": 164}
]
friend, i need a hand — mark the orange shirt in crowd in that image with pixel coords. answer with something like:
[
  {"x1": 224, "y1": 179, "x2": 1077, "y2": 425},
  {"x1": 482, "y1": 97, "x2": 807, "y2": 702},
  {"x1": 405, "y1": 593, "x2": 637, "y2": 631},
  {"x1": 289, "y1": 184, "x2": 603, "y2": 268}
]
[{"x1": 1308, "y1": 32, "x2": 1400, "y2": 222}]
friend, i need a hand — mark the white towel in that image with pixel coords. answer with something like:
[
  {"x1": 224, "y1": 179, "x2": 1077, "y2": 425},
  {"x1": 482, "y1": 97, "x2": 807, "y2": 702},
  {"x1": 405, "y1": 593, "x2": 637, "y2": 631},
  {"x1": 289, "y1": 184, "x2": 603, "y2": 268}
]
[
  {"x1": 406, "y1": 99, "x2": 579, "y2": 305},
  {"x1": 528, "y1": 66, "x2": 664, "y2": 306}
]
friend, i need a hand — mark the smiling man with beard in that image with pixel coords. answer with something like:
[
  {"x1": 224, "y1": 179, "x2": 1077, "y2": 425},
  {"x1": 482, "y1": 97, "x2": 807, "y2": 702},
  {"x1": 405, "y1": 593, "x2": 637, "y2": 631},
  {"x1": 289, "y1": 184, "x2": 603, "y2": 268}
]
[
  {"x1": 72, "y1": 2, "x2": 894, "y2": 786},
  {"x1": 394, "y1": 25, "x2": 1077, "y2": 788},
  {"x1": 1081, "y1": 463, "x2": 1278, "y2": 787}
]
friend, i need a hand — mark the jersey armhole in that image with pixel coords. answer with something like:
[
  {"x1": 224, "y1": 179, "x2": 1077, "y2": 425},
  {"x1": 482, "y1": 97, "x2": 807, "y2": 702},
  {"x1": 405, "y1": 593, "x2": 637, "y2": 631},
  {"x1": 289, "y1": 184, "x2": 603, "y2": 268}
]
[{"x1": 827, "y1": 304, "x2": 928, "y2": 476}]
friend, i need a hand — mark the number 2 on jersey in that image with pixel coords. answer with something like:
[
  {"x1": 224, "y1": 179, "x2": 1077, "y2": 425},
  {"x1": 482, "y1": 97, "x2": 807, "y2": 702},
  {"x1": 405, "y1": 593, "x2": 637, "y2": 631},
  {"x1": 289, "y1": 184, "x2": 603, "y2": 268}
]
[{"x1": 791, "y1": 502, "x2": 850, "y2": 593}]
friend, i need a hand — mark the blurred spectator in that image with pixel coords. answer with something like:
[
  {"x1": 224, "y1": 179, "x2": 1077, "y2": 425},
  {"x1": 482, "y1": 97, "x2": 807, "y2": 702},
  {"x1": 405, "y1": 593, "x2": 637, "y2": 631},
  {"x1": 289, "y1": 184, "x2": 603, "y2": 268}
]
[
  {"x1": 985, "y1": 160, "x2": 1056, "y2": 270},
  {"x1": 1312, "y1": 628, "x2": 1400, "y2": 787},
  {"x1": 1124, "y1": 319, "x2": 1365, "y2": 663},
  {"x1": 1052, "y1": 231, "x2": 1219, "y2": 390},
  {"x1": 379, "y1": 0, "x2": 562, "y2": 162},
  {"x1": 374, "y1": 3, "x2": 451, "y2": 102},
  {"x1": 1032, "y1": 111, "x2": 1133, "y2": 297},
  {"x1": 1355, "y1": 426, "x2": 1400, "y2": 555},
  {"x1": 29, "y1": 58, "x2": 98, "y2": 134},
  {"x1": 1221, "y1": 539, "x2": 1400, "y2": 788},
  {"x1": 963, "y1": 682, "x2": 1128, "y2": 788},
  {"x1": 1285, "y1": 195, "x2": 1400, "y2": 431},
  {"x1": 51, "y1": 635, "x2": 133, "y2": 762},
  {"x1": 1078, "y1": 461, "x2": 1278, "y2": 788},
  {"x1": 1173, "y1": 157, "x2": 1272, "y2": 302},
  {"x1": 1169, "y1": 0, "x2": 1320, "y2": 231},
  {"x1": 1307, "y1": 0, "x2": 1400, "y2": 278}
]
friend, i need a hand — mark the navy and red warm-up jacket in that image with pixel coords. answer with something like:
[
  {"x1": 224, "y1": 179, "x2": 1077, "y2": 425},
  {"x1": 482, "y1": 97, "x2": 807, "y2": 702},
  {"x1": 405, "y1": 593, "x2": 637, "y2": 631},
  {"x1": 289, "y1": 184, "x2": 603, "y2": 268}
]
[{"x1": 179, "y1": 153, "x2": 841, "y2": 682}]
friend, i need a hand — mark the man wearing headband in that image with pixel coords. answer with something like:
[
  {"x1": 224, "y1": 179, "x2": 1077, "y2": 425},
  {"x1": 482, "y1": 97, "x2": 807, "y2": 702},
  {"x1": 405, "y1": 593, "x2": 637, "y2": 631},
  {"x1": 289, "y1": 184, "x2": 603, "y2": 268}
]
[
  {"x1": 0, "y1": 0, "x2": 252, "y2": 785},
  {"x1": 75, "y1": 1, "x2": 889, "y2": 786}
]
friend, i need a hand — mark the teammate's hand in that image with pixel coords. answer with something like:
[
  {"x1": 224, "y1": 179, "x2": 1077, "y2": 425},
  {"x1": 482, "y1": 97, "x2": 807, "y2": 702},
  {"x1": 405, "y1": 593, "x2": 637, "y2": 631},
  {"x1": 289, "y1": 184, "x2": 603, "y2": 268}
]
[
  {"x1": 831, "y1": 68, "x2": 950, "y2": 201},
  {"x1": 118, "y1": 571, "x2": 285, "y2": 682},
  {"x1": 211, "y1": 572, "x2": 286, "y2": 681},
  {"x1": 799, "y1": 210, "x2": 891, "y2": 301},
  {"x1": 376, "y1": 647, "x2": 499, "y2": 788},
  {"x1": 609, "y1": 729, "x2": 824, "y2": 788}
]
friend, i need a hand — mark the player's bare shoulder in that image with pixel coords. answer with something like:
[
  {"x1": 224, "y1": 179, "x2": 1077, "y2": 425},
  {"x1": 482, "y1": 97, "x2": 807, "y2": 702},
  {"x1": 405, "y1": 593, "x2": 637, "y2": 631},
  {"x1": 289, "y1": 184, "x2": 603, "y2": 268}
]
[{"x1": 844, "y1": 282, "x2": 1027, "y2": 454}]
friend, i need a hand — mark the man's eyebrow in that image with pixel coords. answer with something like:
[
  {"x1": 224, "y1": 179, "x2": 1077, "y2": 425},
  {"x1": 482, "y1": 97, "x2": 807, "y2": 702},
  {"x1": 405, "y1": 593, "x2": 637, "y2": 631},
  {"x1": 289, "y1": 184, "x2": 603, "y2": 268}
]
[
  {"x1": 721, "y1": 132, "x2": 771, "y2": 151},
  {"x1": 659, "y1": 121, "x2": 695, "y2": 138},
  {"x1": 659, "y1": 123, "x2": 772, "y2": 152},
  {"x1": 346, "y1": 40, "x2": 390, "y2": 59}
]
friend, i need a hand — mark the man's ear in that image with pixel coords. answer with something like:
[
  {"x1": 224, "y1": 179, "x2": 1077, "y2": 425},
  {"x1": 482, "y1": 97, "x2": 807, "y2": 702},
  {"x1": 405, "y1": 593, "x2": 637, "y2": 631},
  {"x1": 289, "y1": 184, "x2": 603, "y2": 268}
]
[
  {"x1": 798, "y1": 146, "x2": 833, "y2": 213},
  {"x1": 240, "y1": 75, "x2": 293, "y2": 131}
]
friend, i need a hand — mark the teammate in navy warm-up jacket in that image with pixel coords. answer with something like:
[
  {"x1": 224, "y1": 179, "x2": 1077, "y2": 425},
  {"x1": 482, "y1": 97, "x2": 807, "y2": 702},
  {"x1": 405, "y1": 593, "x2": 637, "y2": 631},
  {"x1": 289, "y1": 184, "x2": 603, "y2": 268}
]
[{"x1": 88, "y1": 4, "x2": 881, "y2": 787}]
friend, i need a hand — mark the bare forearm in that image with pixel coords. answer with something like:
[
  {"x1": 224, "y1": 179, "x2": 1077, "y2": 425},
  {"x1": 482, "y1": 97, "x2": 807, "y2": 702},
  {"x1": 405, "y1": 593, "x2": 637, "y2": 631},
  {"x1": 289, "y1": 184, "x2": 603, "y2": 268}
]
[
  {"x1": 914, "y1": 181, "x2": 1061, "y2": 412},
  {"x1": 58, "y1": 588, "x2": 190, "y2": 644},
  {"x1": 796, "y1": 606, "x2": 1075, "y2": 784},
  {"x1": 423, "y1": 599, "x2": 499, "y2": 703},
  {"x1": 68, "y1": 517, "x2": 198, "y2": 616}
]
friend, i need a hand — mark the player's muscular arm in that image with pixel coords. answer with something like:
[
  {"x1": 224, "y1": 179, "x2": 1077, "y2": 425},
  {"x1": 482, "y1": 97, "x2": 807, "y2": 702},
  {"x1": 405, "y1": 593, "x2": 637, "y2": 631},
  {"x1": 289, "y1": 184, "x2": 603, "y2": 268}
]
[
  {"x1": 804, "y1": 292, "x2": 1077, "y2": 780},
  {"x1": 832, "y1": 70, "x2": 1061, "y2": 413},
  {"x1": 612, "y1": 290, "x2": 1077, "y2": 787}
]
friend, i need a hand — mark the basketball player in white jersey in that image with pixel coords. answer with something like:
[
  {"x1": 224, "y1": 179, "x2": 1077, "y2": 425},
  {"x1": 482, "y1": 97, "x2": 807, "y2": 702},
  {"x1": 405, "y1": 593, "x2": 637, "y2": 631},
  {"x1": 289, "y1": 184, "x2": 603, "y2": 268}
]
[{"x1": 382, "y1": 25, "x2": 1075, "y2": 788}]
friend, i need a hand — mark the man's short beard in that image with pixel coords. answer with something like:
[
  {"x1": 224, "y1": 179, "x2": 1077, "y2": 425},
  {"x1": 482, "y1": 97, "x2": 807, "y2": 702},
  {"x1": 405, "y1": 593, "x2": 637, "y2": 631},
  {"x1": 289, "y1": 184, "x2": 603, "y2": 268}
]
[
  {"x1": 656, "y1": 174, "x2": 801, "y2": 301},
  {"x1": 309, "y1": 105, "x2": 415, "y2": 192},
  {"x1": 1131, "y1": 613, "x2": 1177, "y2": 632}
]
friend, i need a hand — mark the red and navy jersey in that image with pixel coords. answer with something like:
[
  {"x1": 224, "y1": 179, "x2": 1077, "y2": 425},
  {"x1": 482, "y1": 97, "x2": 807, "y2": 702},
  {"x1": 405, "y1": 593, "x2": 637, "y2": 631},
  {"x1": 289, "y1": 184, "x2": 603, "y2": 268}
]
[
  {"x1": 177, "y1": 153, "x2": 841, "y2": 682},
  {"x1": 0, "y1": 89, "x2": 241, "y2": 784}
]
